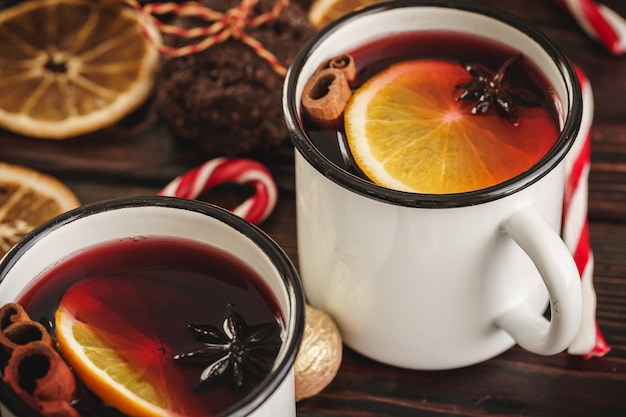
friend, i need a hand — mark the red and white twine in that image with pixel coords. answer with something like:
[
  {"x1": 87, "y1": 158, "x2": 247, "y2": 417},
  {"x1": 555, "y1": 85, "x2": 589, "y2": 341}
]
[
  {"x1": 125, "y1": 0, "x2": 289, "y2": 76},
  {"x1": 158, "y1": 158, "x2": 278, "y2": 225}
]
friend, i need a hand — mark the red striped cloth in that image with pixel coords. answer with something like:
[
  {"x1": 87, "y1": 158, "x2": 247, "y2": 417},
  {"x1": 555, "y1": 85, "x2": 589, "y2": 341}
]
[{"x1": 563, "y1": 68, "x2": 610, "y2": 358}]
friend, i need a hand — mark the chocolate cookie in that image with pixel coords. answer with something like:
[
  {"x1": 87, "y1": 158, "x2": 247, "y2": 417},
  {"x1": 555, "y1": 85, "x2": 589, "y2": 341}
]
[{"x1": 157, "y1": 0, "x2": 316, "y2": 155}]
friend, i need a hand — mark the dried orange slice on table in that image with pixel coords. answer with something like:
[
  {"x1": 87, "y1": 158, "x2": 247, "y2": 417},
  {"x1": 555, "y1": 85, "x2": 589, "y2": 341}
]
[
  {"x1": 344, "y1": 60, "x2": 557, "y2": 194},
  {"x1": 0, "y1": 0, "x2": 158, "y2": 139},
  {"x1": 0, "y1": 162, "x2": 79, "y2": 257},
  {"x1": 308, "y1": 0, "x2": 384, "y2": 29}
]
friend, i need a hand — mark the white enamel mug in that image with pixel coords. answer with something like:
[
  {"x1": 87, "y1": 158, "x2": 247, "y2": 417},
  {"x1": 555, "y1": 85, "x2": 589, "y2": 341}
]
[
  {"x1": 0, "y1": 197, "x2": 305, "y2": 417},
  {"x1": 283, "y1": 0, "x2": 584, "y2": 370}
]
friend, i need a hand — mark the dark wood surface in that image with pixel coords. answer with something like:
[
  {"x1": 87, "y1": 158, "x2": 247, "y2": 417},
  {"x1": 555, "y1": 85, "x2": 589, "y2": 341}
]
[{"x1": 1, "y1": 0, "x2": 625, "y2": 416}]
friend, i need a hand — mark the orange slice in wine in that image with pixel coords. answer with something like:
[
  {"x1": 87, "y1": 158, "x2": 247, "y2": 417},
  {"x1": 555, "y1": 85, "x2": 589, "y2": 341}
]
[
  {"x1": 344, "y1": 59, "x2": 558, "y2": 194},
  {"x1": 55, "y1": 276, "x2": 213, "y2": 417}
]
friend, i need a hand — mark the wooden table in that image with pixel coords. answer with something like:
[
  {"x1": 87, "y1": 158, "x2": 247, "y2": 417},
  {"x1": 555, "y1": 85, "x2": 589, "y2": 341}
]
[{"x1": 1, "y1": 0, "x2": 625, "y2": 416}]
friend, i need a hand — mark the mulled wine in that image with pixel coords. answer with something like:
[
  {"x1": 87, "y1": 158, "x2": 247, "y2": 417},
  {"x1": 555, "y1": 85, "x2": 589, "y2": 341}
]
[
  {"x1": 302, "y1": 31, "x2": 561, "y2": 193},
  {"x1": 14, "y1": 235, "x2": 285, "y2": 417}
]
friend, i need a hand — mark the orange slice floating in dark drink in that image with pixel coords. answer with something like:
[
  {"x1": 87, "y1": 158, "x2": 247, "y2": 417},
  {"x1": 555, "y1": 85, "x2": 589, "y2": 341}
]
[{"x1": 344, "y1": 60, "x2": 558, "y2": 194}]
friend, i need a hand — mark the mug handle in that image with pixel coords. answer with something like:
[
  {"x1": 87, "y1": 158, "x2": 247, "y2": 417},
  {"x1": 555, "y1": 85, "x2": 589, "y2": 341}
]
[{"x1": 496, "y1": 205, "x2": 583, "y2": 355}]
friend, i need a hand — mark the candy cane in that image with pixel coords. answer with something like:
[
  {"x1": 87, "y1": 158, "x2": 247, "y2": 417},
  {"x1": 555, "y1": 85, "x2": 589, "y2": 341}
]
[
  {"x1": 158, "y1": 157, "x2": 278, "y2": 225},
  {"x1": 563, "y1": 68, "x2": 610, "y2": 358},
  {"x1": 554, "y1": 0, "x2": 626, "y2": 56}
]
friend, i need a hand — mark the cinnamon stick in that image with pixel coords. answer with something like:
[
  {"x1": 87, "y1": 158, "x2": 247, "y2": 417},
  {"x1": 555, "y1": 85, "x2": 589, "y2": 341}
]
[
  {"x1": 0, "y1": 321, "x2": 53, "y2": 354},
  {"x1": 302, "y1": 68, "x2": 352, "y2": 128},
  {"x1": 0, "y1": 303, "x2": 31, "y2": 331},
  {"x1": 4, "y1": 341, "x2": 78, "y2": 417}
]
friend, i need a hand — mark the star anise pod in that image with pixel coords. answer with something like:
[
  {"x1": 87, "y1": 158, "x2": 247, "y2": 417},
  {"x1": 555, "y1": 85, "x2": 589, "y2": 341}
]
[
  {"x1": 455, "y1": 54, "x2": 544, "y2": 124},
  {"x1": 173, "y1": 304, "x2": 282, "y2": 391}
]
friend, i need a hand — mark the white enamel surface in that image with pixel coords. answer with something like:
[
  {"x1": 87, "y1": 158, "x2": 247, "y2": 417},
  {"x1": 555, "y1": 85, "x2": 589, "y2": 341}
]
[
  {"x1": 0, "y1": 204, "x2": 298, "y2": 416},
  {"x1": 0, "y1": 402, "x2": 14, "y2": 417},
  {"x1": 291, "y1": 5, "x2": 582, "y2": 369},
  {"x1": 498, "y1": 206, "x2": 582, "y2": 355},
  {"x1": 247, "y1": 370, "x2": 296, "y2": 417},
  {"x1": 297, "y1": 153, "x2": 579, "y2": 369}
]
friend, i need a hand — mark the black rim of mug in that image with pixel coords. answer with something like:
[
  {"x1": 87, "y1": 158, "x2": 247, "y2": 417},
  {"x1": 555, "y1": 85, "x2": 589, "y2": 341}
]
[
  {"x1": 0, "y1": 196, "x2": 305, "y2": 417},
  {"x1": 283, "y1": 0, "x2": 583, "y2": 208}
]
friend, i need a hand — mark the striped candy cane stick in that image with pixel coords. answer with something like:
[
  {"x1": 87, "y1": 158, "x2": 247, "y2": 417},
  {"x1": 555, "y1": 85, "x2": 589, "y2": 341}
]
[
  {"x1": 159, "y1": 158, "x2": 278, "y2": 225},
  {"x1": 554, "y1": 0, "x2": 626, "y2": 56},
  {"x1": 563, "y1": 68, "x2": 610, "y2": 358}
]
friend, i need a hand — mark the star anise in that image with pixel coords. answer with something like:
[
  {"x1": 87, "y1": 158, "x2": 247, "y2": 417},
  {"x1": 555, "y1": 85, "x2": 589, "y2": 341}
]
[
  {"x1": 455, "y1": 54, "x2": 544, "y2": 124},
  {"x1": 173, "y1": 304, "x2": 282, "y2": 391}
]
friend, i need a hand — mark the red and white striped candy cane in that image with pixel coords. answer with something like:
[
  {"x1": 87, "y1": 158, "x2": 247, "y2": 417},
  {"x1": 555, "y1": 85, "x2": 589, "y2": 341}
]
[
  {"x1": 554, "y1": 0, "x2": 626, "y2": 56},
  {"x1": 159, "y1": 157, "x2": 278, "y2": 225},
  {"x1": 563, "y1": 67, "x2": 610, "y2": 358}
]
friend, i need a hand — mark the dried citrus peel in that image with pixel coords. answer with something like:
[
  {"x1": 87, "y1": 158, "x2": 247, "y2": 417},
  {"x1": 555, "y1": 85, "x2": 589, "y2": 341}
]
[
  {"x1": 0, "y1": 162, "x2": 80, "y2": 257},
  {"x1": 0, "y1": 0, "x2": 159, "y2": 139}
]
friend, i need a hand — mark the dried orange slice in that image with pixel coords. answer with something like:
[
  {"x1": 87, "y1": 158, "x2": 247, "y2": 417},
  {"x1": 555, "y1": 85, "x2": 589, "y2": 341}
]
[
  {"x1": 344, "y1": 60, "x2": 558, "y2": 194},
  {"x1": 0, "y1": 0, "x2": 159, "y2": 139},
  {"x1": 308, "y1": 0, "x2": 383, "y2": 29},
  {"x1": 0, "y1": 162, "x2": 79, "y2": 257}
]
